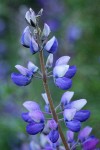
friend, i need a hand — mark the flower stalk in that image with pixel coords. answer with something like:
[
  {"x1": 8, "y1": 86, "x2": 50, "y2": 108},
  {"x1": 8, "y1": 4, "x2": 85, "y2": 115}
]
[{"x1": 39, "y1": 50, "x2": 70, "y2": 150}]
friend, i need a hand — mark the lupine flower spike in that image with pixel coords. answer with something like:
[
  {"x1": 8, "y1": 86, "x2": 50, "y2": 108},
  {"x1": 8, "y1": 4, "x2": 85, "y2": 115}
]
[{"x1": 11, "y1": 8, "x2": 99, "y2": 150}]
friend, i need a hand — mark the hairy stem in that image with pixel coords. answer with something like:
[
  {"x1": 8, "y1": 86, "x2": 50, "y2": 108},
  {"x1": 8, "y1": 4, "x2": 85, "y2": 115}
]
[{"x1": 39, "y1": 50, "x2": 70, "y2": 150}]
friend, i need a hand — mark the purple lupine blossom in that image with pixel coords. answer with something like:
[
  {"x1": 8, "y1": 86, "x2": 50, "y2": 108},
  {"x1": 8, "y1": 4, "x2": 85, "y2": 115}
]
[
  {"x1": 11, "y1": 61, "x2": 38, "y2": 86},
  {"x1": 22, "y1": 101, "x2": 45, "y2": 135},
  {"x1": 53, "y1": 56, "x2": 77, "y2": 90},
  {"x1": 48, "y1": 119, "x2": 59, "y2": 143},
  {"x1": 61, "y1": 91, "x2": 90, "y2": 132},
  {"x1": 66, "y1": 127, "x2": 99, "y2": 149}
]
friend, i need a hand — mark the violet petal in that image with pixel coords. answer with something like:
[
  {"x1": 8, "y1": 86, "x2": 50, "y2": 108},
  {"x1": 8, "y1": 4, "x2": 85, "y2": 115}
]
[
  {"x1": 64, "y1": 65, "x2": 77, "y2": 78},
  {"x1": 11, "y1": 73, "x2": 32, "y2": 86},
  {"x1": 55, "y1": 77, "x2": 72, "y2": 90},
  {"x1": 48, "y1": 130, "x2": 59, "y2": 143},
  {"x1": 26, "y1": 122, "x2": 44, "y2": 135},
  {"x1": 66, "y1": 120, "x2": 81, "y2": 132},
  {"x1": 74, "y1": 110, "x2": 90, "y2": 122}
]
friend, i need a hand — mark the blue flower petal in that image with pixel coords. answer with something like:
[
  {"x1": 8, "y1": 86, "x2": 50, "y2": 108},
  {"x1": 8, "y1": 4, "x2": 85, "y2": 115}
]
[
  {"x1": 64, "y1": 65, "x2": 77, "y2": 78},
  {"x1": 74, "y1": 110, "x2": 90, "y2": 122},
  {"x1": 66, "y1": 120, "x2": 81, "y2": 132},
  {"x1": 48, "y1": 130, "x2": 59, "y2": 143},
  {"x1": 11, "y1": 73, "x2": 32, "y2": 86},
  {"x1": 55, "y1": 77, "x2": 72, "y2": 90},
  {"x1": 26, "y1": 122, "x2": 44, "y2": 135},
  {"x1": 21, "y1": 112, "x2": 33, "y2": 123}
]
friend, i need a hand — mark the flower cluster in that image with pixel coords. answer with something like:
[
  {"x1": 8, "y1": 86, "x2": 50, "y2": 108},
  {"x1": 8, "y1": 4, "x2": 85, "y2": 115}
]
[
  {"x1": 11, "y1": 8, "x2": 99, "y2": 150},
  {"x1": 66, "y1": 126, "x2": 99, "y2": 150}
]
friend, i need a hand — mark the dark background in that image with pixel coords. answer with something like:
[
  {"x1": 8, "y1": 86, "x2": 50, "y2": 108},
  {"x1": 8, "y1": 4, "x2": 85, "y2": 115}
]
[{"x1": 0, "y1": 0, "x2": 100, "y2": 149}]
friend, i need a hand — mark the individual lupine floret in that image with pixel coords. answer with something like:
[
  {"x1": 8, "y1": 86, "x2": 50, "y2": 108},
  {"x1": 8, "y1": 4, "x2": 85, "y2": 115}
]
[
  {"x1": 63, "y1": 108, "x2": 81, "y2": 132},
  {"x1": 66, "y1": 130, "x2": 76, "y2": 149},
  {"x1": 66, "y1": 127, "x2": 99, "y2": 150},
  {"x1": 11, "y1": 61, "x2": 38, "y2": 86},
  {"x1": 22, "y1": 101, "x2": 45, "y2": 135},
  {"x1": 42, "y1": 93, "x2": 51, "y2": 113},
  {"x1": 48, "y1": 119, "x2": 59, "y2": 143},
  {"x1": 42, "y1": 23, "x2": 51, "y2": 38},
  {"x1": 44, "y1": 36, "x2": 58, "y2": 53},
  {"x1": 66, "y1": 130, "x2": 74, "y2": 143},
  {"x1": 53, "y1": 56, "x2": 77, "y2": 90},
  {"x1": 78, "y1": 127, "x2": 99, "y2": 150},
  {"x1": 46, "y1": 54, "x2": 53, "y2": 69},
  {"x1": 21, "y1": 26, "x2": 39, "y2": 54},
  {"x1": 25, "y1": 8, "x2": 37, "y2": 27},
  {"x1": 61, "y1": 91, "x2": 90, "y2": 132}
]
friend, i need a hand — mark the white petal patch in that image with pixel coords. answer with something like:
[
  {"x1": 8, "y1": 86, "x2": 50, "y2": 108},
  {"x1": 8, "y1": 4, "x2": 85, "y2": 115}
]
[
  {"x1": 29, "y1": 111, "x2": 44, "y2": 122},
  {"x1": 28, "y1": 61, "x2": 38, "y2": 72},
  {"x1": 53, "y1": 65, "x2": 69, "y2": 78},
  {"x1": 63, "y1": 108, "x2": 76, "y2": 121},
  {"x1": 71, "y1": 99, "x2": 87, "y2": 111},
  {"x1": 42, "y1": 23, "x2": 51, "y2": 37},
  {"x1": 41, "y1": 93, "x2": 49, "y2": 105},
  {"x1": 15, "y1": 65, "x2": 29, "y2": 76},
  {"x1": 61, "y1": 91, "x2": 74, "y2": 104},
  {"x1": 45, "y1": 36, "x2": 55, "y2": 51},
  {"x1": 46, "y1": 54, "x2": 53, "y2": 68},
  {"x1": 23, "y1": 101, "x2": 40, "y2": 112},
  {"x1": 56, "y1": 56, "x2": 70, "y2": 66}
]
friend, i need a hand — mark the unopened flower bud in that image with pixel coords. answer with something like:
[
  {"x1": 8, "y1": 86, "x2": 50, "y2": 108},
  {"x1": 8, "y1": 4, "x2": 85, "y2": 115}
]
[
  {"x1": 45, "y1": 36, "x2": 58, "y2": 53},
  {"x1": 42, "y1": 93, "x2": 49, "y2": 105},
  {"x1": 42, "y1": 23, "x2": 51, "y2": 37},
  {"x1": 25, "y1": 8, "x2": 36, "y2": 27},
  {"x1": 46, "y1": 54, "x2": 53, "y2": 68}
]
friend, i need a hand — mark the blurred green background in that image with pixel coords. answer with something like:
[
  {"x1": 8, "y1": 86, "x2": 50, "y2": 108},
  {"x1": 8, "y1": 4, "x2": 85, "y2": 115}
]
[{"x1": 0, "y1": 0, "x2": 100, "y2": 149}]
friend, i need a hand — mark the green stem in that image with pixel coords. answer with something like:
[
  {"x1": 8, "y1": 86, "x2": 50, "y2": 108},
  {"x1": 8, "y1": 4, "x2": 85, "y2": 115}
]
[{"x1": 39, "y1": 50, "x2": 70, "y2": 150}]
